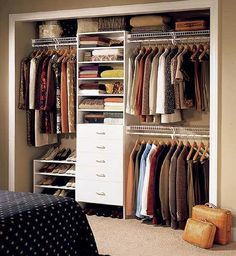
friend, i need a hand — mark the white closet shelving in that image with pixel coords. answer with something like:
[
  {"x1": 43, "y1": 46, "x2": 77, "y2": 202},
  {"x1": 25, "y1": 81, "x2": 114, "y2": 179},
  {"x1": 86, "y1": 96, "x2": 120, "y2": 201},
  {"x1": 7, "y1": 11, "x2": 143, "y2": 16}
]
[{"x1": 76, "y1": 31, "x2": 126, "y2": 207}]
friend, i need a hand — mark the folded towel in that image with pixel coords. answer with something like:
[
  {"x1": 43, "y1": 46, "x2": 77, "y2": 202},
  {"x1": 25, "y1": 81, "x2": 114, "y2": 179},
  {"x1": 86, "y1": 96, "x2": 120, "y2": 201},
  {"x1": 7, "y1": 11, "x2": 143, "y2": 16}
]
[
  {"x1": 104, "y1": 97, "x2": 123, "y2": 103},
  {"x1": 131, "y1": 25, "x2": 170, "y2": 32},
  {"x1": 101, "y1": 69, "x2": 124, "y2": 78},
  {"x1": 79, "y1": 89, "x2": 106, "y2": 95},
  {"x1": 104, "y1": 103, "x2": 124, "y2": 106},
  {"x1": 80, "y1": 36, "x2": 111, "y2": 43},
  {"x1": 79, "y1": 83, "x2": 106, "y2": 90},
  {"x1": 130, "y1": 15, "x2": 170, "y2": 27},
  {"x1": 79, "y1": 74, "x2": 99, "y2": 78},
  {"x1": 92, "y1": 49, "x2": 123, "y2": 56},
  {"x1": 79, "y1": 70, "x2": 98, "y2": 75},
  {"x1": 79, "y1": 65, "x2": 99, "y2": 71}
]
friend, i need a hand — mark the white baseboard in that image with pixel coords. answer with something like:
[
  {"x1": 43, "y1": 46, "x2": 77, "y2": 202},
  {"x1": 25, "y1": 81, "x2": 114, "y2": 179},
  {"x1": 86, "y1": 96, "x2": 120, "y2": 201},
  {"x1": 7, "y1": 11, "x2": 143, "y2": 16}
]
[{"x1": 232, "y1": 227, "x2": 236, "y2": 241}]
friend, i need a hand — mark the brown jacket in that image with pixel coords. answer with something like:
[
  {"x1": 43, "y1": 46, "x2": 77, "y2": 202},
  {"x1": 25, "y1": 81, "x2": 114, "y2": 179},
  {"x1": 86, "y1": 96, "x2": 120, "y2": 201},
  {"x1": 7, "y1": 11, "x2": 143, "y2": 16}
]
[{"x1": 159, "y1": 144, "x2": 177, "y2": 225}]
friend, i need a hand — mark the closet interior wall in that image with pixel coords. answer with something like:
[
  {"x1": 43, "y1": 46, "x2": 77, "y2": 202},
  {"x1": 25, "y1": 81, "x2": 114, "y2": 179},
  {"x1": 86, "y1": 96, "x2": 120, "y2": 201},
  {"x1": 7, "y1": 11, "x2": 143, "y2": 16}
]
[{"x1": 15, "y1": 21, "x2": 45, "y2": 192}]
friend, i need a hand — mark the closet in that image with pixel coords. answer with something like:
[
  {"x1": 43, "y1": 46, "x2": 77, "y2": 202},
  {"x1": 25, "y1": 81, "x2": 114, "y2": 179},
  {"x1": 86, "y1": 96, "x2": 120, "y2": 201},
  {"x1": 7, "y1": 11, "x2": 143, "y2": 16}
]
[{"x1": 10, "y1": 2, "x2": 217, "y2": 224}]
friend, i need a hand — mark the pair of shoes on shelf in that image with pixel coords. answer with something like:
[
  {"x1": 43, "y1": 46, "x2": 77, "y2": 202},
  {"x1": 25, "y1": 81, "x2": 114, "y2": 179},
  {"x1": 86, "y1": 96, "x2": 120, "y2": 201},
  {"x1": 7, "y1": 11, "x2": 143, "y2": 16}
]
[
  {"x1": 40, "y1": 163, "x2": 58, "y2": 173},
  {"x1": 66, "y1": 150, "x2": 76, "y2": 162},
  {"x1": 54, "y1": 148, "x2": 71, "y2": 161},
  {"x1": 38, "y1": 177, "x2": 56, "y2": 186},
  {"x1": 52, "y1": 164, "x2": 71, "y2": 174},
  {"x1": 41, "y1": 147, "x2": 60, "y2": 160},
  {"x1": 66, "y1": 178, "x2": 75, "y2": 187},
  {"x1": 66, "y1": 165, "x2": 76, "y2": 175},
  {"x1": 53, "y1": 189, "x2": 69, "y2": 197}
]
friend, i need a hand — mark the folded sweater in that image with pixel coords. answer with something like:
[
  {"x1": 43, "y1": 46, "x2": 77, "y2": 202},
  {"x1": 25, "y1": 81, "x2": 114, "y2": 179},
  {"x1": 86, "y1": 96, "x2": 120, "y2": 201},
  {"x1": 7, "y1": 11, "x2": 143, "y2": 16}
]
[{"x1": 100, "y1": 69, "x2": 124, "y2": 78}]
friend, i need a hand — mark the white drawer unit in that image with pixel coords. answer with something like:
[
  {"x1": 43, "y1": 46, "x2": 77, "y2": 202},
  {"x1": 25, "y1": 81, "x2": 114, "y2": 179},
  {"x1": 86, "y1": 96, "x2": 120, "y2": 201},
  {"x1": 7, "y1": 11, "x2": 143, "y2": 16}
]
[
  {"x1": 77, "y1": 165, "x2": 122, "y2": 182},
  {"x1": 77, "y1": 138, "x2": 123, "y2": 154},
  {"x1": 77, "y1": 124, "x2": 123, "y2": 140},
  {"x1": 77, "y1": 152, "x2": 123, "y2": 168},
  {"x1": 77, "y1": 180, "x2": 123, "y2": 206}
]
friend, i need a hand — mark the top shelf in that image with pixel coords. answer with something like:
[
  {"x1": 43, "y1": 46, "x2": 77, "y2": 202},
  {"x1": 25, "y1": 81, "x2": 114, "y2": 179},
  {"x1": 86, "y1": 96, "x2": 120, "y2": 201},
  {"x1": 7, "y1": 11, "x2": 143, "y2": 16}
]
[
  {"x1": 78, "y1": 46, "x2": 124, "y2": 50},
  {"x1": 78, "y1": 31, "x2": 126, "y2": 36}
]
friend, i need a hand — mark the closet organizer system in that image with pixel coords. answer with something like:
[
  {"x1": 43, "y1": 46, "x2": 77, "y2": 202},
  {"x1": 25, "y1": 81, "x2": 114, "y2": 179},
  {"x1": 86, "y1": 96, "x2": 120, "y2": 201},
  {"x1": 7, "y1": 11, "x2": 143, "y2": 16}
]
[{"x1": 17, "y1": 12, "x2": 211, "y2": 223}]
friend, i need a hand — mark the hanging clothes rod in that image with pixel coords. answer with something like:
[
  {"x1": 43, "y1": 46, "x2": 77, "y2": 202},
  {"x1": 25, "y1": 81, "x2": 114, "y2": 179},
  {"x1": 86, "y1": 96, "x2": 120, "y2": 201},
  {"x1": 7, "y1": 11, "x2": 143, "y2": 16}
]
[
  {"x1": 32, "y1": 37, "x2": 77, "y2": 48},
  {"x1": 126, "y1": 125, "x2": 210, "y2": 139}
]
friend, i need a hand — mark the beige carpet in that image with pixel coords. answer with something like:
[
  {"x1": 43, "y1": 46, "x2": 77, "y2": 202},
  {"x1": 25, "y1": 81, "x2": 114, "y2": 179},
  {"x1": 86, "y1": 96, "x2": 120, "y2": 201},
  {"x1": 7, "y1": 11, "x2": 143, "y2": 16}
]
[{"x1": 87, "y1": 216, "x2": 236, "y2": 256}]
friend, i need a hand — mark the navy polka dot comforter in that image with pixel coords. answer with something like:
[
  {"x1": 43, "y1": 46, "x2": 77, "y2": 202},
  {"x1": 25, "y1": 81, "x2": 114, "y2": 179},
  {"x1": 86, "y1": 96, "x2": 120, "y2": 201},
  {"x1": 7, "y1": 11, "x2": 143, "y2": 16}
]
[{"x1": 0, "y1": 190, "x2": 99, "y2": 256}]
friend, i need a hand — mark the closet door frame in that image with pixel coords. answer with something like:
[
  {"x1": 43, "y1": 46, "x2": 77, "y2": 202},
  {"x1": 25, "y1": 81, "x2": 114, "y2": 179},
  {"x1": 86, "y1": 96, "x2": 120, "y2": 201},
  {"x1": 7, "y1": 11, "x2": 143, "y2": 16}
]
[{"x1": 8, "y1": 0, "x2": 219, "y2": 204}]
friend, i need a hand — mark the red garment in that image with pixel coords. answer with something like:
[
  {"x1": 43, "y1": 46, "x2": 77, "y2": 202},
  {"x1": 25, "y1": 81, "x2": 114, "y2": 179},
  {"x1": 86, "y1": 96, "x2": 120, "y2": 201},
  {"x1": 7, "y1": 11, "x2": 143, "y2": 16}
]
[{"x1": 61, "y1": 60, "x2": 69, "y2": 133}]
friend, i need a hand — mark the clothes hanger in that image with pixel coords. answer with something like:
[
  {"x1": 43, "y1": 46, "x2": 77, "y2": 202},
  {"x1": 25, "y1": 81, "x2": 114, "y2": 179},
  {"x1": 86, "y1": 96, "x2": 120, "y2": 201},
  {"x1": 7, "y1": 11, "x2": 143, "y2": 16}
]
[
  {"x1": 153, "y1": 139, "x2": 158, "y2": 146},
  {"x1": 147, "y1": 139, "x2": 152, "y2": 144},
  {"x1": 199, "y1": 43, "x2": 209, "y2": 61},
  {"x1": 191, "y1": 44, "x2": 204, "y2": 61},
  {"x1": 193, "y1": 141, "x2": 204, "y2": 161},
  {"x1": 200, "y1": 142, "x2": 210, "y2": 161},
  {"x1": 141, "y1": 140, "x2": 146, "y2": 144},
  {"x1": 187, "y1": 141, "x2": 197, "y2": 161}
]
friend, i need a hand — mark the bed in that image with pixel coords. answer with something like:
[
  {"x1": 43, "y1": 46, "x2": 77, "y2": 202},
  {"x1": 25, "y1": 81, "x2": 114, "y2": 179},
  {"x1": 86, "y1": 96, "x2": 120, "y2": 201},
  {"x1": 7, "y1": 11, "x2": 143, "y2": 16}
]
[{"x1": 0, "y1": 190, "x2": 100, "y2": 256}]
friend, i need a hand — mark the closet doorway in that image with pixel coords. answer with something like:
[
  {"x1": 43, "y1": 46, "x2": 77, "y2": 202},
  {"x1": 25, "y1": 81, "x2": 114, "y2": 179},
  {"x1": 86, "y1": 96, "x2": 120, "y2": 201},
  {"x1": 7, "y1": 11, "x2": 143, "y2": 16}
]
[{"x1": 8, "y1": 0, "x2": 219, "y2": 204}]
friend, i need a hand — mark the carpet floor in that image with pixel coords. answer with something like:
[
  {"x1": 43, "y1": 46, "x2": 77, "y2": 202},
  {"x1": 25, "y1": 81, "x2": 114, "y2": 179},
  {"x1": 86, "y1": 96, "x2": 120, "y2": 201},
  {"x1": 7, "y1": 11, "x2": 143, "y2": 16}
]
[{"x1": 87, "y1": 216, "x2": 236, "y2": 256}]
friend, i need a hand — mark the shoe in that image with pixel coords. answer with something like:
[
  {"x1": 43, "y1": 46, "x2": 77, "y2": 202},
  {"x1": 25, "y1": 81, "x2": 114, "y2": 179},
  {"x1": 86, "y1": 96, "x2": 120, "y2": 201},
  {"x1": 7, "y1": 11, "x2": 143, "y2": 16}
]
[
  {"x1": 44, "y1": 147, "x2": 61, "y2": 160},
  {"x1": 54, "y1": 148, "x2": 66, "y2": 160},
  {"x1": 66, "y1": 178, "x2": 75, "y2": 187},
  {"x1": 58, "y1": 164, "x2": 71, "y2": 174},
  {"x1": 66, "y1": 150, "x2": 76, "y2": 162},
  {"x1": 38, "y1": 177, "x2": 48, "y2": 185},
  {"x1": 53, "y1": 189, "x2": 61, "y2": 196},
  {"x1": 59, "y1": 148, "x2": 71, "y2": 160},
  {"x1": 46, "y1": 164, "x2": 58, "y2": 173},
  {"x1": 52, "y1": 164, "x2": 64, "y2": 173},
  {"x1": 59, "y1": 189, "x2": 69, "y2": 197},
  {"x1": 66, "y1": 165, "x2": 76, "y2": 175},
  {"x1": 38, "y1": 164, "x2": 51, "y2": 172},
  {"x1": 40, "y1": 147, "x2": 56, "y2": 160},
  {"x1": 43, "y1": 177, "x2": 56, "y2": 185}
]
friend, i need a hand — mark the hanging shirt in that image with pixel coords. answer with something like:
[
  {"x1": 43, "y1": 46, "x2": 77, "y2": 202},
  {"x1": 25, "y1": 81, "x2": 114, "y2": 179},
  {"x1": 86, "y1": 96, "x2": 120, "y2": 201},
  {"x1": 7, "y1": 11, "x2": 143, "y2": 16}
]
[
  {"x1": 156, "y1": 47, "x2": 169, "y2": 114},
  {"x1": 140, "y1": 144, "x2": 157, "y2": 217},
  {"x1": 126, "y1": 50, "x2": 139, "y2": 114},
  {"x1": 136, "y1": 143, "x2": 152, "y2": 218}
]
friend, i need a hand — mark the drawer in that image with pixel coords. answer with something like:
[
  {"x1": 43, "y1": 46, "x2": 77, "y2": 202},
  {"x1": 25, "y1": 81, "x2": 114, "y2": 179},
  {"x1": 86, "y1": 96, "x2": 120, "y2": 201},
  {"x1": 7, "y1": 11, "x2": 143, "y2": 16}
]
[
  {"x1": 77, "y1": 165, "x2": 123, "y2": 182},
  {"x1": 76, "y1": 180, "x2": 123, "y2": 206},
  {"x1": 77, "y1": 138, "x2": 123, "y2": 154},
  {"x1": 77, "y1": 152, "x2": 123, "y2": 168},
  {"x1": 77, "y1": 124, "x2": 123, "y2": 140}
]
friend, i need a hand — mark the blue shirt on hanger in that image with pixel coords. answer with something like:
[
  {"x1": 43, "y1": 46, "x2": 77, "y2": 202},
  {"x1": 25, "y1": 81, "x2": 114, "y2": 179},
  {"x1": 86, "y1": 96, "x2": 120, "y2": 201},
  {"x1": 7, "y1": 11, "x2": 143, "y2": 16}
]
[{"x1": 136, "y1": 143, "x2": 152, "y2": 218}]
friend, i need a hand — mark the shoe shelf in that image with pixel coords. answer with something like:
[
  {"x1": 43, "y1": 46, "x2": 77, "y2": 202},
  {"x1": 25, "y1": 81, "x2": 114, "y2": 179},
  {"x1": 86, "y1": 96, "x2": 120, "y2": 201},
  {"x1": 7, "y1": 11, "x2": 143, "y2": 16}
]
[
  {"x1": 34, "y1": 160, "x2": 76, "y2": 164},
  {"x1": 78, "y1": 46, "x2": 124, "y2": 50},
  {"x1": 34, "y1": 185, "x2": 75, "y2": 190},
  {"x1": 35, "y1": 172, "x2": 75, "y2": 177}
]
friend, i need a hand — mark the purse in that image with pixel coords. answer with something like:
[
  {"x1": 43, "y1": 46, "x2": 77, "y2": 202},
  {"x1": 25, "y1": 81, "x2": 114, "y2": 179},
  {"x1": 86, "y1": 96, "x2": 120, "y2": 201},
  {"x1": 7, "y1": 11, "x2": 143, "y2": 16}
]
[
  {"x1": 192, "y1": 203, "x2": 232, "y2": 245},
  {"x1": 182, "y1": 218, "x2": 216, "y2": 249}
]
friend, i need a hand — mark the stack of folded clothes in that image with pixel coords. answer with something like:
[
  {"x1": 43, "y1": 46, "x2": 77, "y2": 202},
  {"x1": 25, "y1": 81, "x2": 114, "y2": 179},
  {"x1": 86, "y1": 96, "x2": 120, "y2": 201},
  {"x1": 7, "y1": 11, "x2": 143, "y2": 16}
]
[
  {"x1": 79, "y1": 82, "x2": 106, "y2": 95},
  {"x1": 79, "y1": 98, "x2": 104, "y2": 109},
  {"x1": 79, "y1": 65, "x2": 113, "y2": 78},
  {"x1": 104, "y1": 112, "x2": 123, "y2": 125},
  {"x1": 100, "y1": 69, "x2": 124, "y2": 78},
  {"x1": 79, "y1": 36, "x2": 111, "y2": 47},
  {"x1": 130, "y1": 15, "x2": 171, "y2": 33},
  {"x1": 83, "y1": 51, "x2": 92, "y2": 61},
  {"x1": 104, "y1": 97, "x2": 123, "y2": 111},
  {"x1": 91, "y1": 49, "x2": 123, "y2": 61},
  {"x1": 84, "y1": 113, "x2": 104, "y2": 123}
]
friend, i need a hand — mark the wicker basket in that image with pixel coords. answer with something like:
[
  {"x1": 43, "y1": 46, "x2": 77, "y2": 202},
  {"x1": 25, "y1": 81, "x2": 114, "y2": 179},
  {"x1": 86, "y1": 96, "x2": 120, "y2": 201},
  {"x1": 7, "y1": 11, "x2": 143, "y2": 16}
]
[{"x1": 77, "y1": 18, "x2": 99, "y2": 33}]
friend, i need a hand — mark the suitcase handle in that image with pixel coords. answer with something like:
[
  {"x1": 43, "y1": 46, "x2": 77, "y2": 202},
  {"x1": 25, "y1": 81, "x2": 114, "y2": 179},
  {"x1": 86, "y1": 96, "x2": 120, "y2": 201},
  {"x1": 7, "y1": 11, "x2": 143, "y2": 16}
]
[{"x1": 205, "y1": 203, "x2": 217, "y2": 208}]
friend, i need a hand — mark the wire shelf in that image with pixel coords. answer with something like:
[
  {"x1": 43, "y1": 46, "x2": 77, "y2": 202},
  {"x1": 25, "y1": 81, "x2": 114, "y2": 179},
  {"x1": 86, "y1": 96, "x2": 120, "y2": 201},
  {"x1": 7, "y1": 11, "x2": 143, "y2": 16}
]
[
  {"x1": 32, "y1": 37, "x2": 77, "y2": 48},
  {"x1": 126, "y1": 125, "x2": 210, "y2": 139},
  {"x1": 127, "y1": 30, "x2": 210, "y2": 44}
]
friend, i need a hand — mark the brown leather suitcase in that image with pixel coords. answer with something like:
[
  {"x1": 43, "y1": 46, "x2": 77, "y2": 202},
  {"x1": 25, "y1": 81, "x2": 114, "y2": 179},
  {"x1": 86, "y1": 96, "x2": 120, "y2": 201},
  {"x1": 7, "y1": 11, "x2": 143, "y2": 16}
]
[
  {"x1": 175, "y1": 20, "x2": 207, "y2": 31},
  {"x1": 192, "y1": 204, "x2": 232, "y2": 245},
  {"x1": 183, "y1": 218, "x2": 216, "y2": 249}
]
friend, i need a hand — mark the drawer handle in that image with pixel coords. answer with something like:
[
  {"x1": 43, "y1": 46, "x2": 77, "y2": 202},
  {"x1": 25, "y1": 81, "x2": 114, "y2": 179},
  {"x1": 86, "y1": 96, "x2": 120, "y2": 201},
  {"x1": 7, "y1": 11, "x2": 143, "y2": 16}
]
[
  {"x1": 96, "y1": 160, "x2": 105, "y2": 163},
  {"x1": 96, "y1": 192, "x2": 106, "y2": 196},
  {"x1": 96, "y1": 132, "x2": 106, "y2": 135},
  {"x1": 96, "y1": 173, "x2": 106, "y2": 178},
  {"x1": 96, "y1": 146, "x2": 106, "y2": 149}
]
